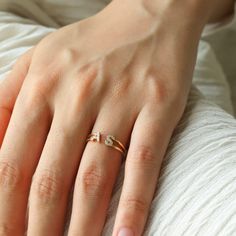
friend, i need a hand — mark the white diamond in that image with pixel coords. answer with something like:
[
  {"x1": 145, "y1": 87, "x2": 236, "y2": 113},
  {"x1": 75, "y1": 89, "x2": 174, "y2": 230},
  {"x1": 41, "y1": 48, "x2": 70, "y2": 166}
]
[{"x1": 105, "y1": 135, "x2": 115, "y2": 146}]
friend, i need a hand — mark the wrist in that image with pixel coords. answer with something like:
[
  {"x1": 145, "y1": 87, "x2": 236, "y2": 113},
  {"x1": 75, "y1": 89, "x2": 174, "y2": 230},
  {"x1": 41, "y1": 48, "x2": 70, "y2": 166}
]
[
  {"x1": 106, "y1": 0, "x2": 211, "y2": 37},
  {"x1": 91, "y1": 0, "x2": 223, "y2": 53},
  {"x1": 141, "y1": 0, "x2": 235, "y2": 24},
  {"x1": 93, "y1": 0, "x2": 158, "y2": 43},
  {"x1": 144, "y1": 0, "x2": 212, "y2": 28}
]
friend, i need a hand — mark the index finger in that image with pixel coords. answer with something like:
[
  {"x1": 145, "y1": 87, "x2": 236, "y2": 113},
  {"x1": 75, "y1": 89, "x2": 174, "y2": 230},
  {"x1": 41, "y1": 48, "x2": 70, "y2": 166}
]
[{"x1": 0, "y1": 48, "x2": 34, "y2": 147}]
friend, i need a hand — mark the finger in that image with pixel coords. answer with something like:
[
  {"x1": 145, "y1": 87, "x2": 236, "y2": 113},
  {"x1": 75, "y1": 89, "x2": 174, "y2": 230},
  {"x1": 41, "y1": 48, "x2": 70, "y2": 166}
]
[
  {"x1": 112, "y1": 103, "x2": 178, "y2": 236},
  {"x1": 0, "y1": 48, "x2": 34, "y2": 147},
  {"x1": 27, "y1": 101, "x2": 94, "y2": 236},
  {"x1": 0, "y1": 78, "x2": 50, "y2": 235},
  {"x1": 68, "y1": 104, "x2": 136, "y2": 236}
]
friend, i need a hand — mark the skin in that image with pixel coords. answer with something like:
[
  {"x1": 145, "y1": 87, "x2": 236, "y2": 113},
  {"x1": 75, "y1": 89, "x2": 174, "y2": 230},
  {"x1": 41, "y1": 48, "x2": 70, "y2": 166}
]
[{"x1": 0, "y1": 0, "x2": 235, "y2": 235}]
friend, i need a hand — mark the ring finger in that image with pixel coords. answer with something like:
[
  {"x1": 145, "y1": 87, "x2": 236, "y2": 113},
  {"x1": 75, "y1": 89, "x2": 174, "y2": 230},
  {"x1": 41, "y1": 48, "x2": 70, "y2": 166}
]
[{"x1": 68, "y1": 102, "x2": 137, "y2": 236}]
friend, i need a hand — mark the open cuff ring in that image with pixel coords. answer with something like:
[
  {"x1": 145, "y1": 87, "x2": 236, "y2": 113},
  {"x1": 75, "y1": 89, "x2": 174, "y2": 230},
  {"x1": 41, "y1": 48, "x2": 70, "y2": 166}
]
[{"x1": 86, "y1": 132, "x2": 127, "y2": 158}]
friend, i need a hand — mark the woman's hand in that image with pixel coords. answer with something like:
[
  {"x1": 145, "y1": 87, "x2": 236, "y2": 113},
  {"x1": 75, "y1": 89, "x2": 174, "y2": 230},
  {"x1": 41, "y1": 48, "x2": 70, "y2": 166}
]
[{"x1": 0, "y1": 1, "x2": 209, "y2": 235}]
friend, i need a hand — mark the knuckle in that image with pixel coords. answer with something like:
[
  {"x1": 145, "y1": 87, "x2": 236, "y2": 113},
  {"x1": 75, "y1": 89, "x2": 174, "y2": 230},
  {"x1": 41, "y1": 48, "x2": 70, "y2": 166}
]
[
  {"x1": 147, "y1": 76, "x2": 170, "y2": 104},
  {"x1": 19, "y1": 86, "x2": 43, "y2": 112},
  {"x1": 79, "y1": 164, "x2": 107, "y2": 197},
  {"x1": 120, "y1": 196, "x2": 149, "y2": 215},
  {"x1": 17, "y1": 81, "x2": 49, "y2": 120},
  {"x1": 59, "y1": 64, "x2": 99, "y2": 110},
  {"x1": 147, "y1": 73, "x2": 186, "y2": 108},
  {"x1": 128, "y1": 145, "x2": 156, "y2": 167},
  {"x1": 75, "y1": 65, "x2": 99, "y2": 100},
  {"x1": 109, "y1": 77, "x2": 129, "y2": 100},
  {"x1": 21, "y1": 66, "x2": 59, "y2": 106},
  {"x1": 32, "y1": 170, "x2": 64, "y2": 202},
  {"x1": 0, "y1": 160, "x2": 22, "y2": 189},
  {"x1": 59, "y1": 48, "x2": 80, "y2": 65}
]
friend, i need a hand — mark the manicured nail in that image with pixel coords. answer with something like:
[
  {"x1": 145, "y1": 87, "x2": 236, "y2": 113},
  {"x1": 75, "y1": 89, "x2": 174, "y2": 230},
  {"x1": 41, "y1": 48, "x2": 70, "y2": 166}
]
[{"x1": 118, "y1": 227, "x2": 134, "y2": 236}]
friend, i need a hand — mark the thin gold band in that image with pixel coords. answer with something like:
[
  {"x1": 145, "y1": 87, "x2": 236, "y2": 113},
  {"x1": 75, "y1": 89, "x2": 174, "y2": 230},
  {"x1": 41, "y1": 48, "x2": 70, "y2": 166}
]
[{"x1": 86, "y1": 132, "x2": 127, "y2": 157}]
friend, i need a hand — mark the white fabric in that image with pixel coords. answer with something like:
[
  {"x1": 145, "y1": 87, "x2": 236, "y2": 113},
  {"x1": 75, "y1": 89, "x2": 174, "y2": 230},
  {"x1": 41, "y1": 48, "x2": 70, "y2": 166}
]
[
  {"x1": 202, "y1": 4, "x2": 236, "y2": 115},
  {"x1": 0, "y1": 1, "x2": 235, "y2": 235}
]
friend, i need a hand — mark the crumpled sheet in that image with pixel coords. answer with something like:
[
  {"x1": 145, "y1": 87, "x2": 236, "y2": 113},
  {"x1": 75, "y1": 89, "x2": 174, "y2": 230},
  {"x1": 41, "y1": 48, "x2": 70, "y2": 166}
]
[{"x1": 0, "y1": 1, "x2": 236, "y2": 235}]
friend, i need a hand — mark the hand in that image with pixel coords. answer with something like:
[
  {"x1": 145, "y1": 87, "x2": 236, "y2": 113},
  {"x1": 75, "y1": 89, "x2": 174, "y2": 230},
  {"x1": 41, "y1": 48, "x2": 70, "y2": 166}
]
[{"x1": 0, "y1": 1, "x2": 205, "y2": 235}]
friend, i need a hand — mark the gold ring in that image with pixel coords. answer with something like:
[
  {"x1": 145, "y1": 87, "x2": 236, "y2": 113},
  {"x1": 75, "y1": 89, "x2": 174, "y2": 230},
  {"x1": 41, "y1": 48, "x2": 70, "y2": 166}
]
[{"x1": 86, "y1": 132, "x2": 127, "y2": 157}]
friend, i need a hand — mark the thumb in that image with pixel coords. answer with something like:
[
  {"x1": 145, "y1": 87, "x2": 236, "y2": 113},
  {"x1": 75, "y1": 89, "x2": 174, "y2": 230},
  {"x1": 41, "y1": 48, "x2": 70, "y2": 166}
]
[{"x1": 0, "y1": 47, "x2": 34, "y2": 148}]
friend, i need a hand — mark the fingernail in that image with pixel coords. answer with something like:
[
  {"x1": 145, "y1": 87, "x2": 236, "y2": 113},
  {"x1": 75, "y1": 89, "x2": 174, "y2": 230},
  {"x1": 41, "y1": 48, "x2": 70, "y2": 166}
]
[{"x1": 118, "y1": 227, "x2": 134, "y2": 236}]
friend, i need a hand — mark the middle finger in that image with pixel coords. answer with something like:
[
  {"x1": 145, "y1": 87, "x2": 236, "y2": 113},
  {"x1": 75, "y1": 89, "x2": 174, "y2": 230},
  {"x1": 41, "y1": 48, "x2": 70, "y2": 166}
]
[{"x1": 27, "y1": 102, "x2": 93, "y2": 235}]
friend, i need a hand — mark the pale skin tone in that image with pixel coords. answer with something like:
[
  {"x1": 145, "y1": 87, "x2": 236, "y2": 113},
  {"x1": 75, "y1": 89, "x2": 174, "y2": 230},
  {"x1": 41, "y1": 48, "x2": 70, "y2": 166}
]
[{"x1": 0, "y1": 0, "x2": 235, "y2": 235}]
